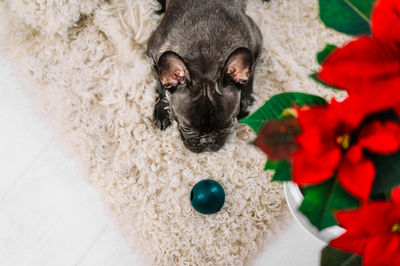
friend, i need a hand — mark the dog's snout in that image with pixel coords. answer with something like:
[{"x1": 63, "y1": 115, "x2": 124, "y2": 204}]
[
  {"x1": 199, "y1": 135, "x2": 217, "y2": 145},
  {"x1": 180, "y1": 129, "x2": 229, "y2": 153}
]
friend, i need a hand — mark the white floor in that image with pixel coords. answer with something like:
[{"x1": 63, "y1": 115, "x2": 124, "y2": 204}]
[{"x1": 0, "y1": 57, "x2": 324, "y2": 266}]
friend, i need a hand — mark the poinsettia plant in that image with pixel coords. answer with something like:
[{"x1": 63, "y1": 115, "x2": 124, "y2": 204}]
[{"x1": 242, "y1": 0, "x2": 400, "y2": 265}]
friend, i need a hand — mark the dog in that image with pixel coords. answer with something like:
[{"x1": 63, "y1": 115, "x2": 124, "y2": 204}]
[{"x1": 147, "y1": 0, "x2": 263, "y2": 153}]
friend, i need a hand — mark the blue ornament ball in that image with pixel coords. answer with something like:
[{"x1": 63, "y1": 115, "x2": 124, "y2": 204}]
[{"x1": 190, "y1": 179, "x2": 225, "y2": 215}]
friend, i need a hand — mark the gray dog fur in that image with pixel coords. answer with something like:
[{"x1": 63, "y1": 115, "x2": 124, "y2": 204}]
[{"x1": 147, "y1": 0, "x2": 263, "y2": 152}]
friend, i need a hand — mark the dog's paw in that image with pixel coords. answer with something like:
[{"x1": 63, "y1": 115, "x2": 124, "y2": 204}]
[{"x1": 153, "y1": 98, "x2": 172, "y2": 130}]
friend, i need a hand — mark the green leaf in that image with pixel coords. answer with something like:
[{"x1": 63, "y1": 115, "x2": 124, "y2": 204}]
[
  {"x1": 299, "y1": 178, "x2": 360, "y2": 230},
  {"x1": 319, "y1": 0, "x2": 376, "y2": 35},
  {"x1": 265, "y1": 160, "x2": 292, "y2": 181},
  {"x1": 265, "y1": 160, "x2": 279, "y2": 170},
  {"x1": 348, "y1": 0, "x2": 376, "y2": 21},
  {"x1": 321, "y1": 246, "x2": 362, "y2": 266},
  {"x1": 369, "y1": 150, "x2": 400, "y2": 198},
  {"x1": 317, "y1": 44, "x2": 337, "y2": 65},
  {"x1": 271, "y1": 160, "x2": 292, "y2": 182},
  {"x1": 241, "y1": 92, "x2": 327, "y2": 133}
]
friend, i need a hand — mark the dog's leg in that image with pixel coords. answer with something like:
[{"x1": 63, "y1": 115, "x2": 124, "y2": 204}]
[
  {"x1": 237, "y1": 76, "x2": 255, "y2": 120},
  {"x1": 153, "y1": 82, "x2": 172, "y2": 130}
]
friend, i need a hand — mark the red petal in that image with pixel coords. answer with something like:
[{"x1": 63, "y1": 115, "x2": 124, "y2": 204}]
[
  {"x1": 392, "y1": 186, "x2": 400, "y2": 205},
  {"x1": 345, "y1": 146, "x2": 363, "y2": 164},
  {"x1": 329, "y1": 231, "x2": 368, "y2": 255},
  {"x1": 358, "y1": 120, "x2": 400, "y2": 154},
  {"x1": 296, "y1": 104, "x2": 339, "y2": 135},
  {"x1": 349, "y1": 77, "x2": 400, "y2": 116},
  {"x1": 329, "y1": 98, "x2": 365, "y2": 129},
  {"x1": 391, "y1": 244, "x2": 400, "y2": 266},
  {"x1": 331, "y1": 203, "x2": 400, "y2": 263},
  {"x1": 372, "y1": 0, "x2": 400, "y2": 43},
  {"x1": 335, "y1": 209, "x2": 363, "y2": 230},
  {"x1": 337, "y1": 203, "x2": 396, "y2": 234},
  {"x1": 292, "y1": 104, "x2": 343, "y2": 185},
  {"x1": 392, "y1": 255, "x2": 400, "y2": 266},
  {"x1": 292, "y1": 147, "x2": 341, "y2": 185},
  {"x1": 395, "y1": 105, "x2": 400, "y2": 118},
  {"x1": 318, "y1": 37, "x2": 400, "y2": 93},
  {"x1": 359, "y1": 202, "x2": 396, "y2": 234},
  {"x1": 338, "y1": 158, "x2": 375, "y2": 201},
  {"x1": 364, "y1": 235, "x2": 400, "y2": 265}
]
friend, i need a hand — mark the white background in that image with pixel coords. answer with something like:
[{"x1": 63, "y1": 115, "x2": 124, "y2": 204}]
[{"x1": 0, "y1": 56, "x2": 324, "y2": 266}]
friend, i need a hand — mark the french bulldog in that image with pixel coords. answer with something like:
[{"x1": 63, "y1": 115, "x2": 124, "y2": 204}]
[{"x1": 147, "y1": 0, "x2": 263, "y2": 153}]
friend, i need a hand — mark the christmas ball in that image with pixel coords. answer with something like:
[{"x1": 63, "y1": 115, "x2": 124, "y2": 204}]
[{"x1": 190, "y1": 179, "x2": 225, "y2": 214}]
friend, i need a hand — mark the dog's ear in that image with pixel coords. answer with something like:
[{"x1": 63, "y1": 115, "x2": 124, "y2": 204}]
[
  {"x1": 224, "y1": 48, "x2": 253, "y2": 85},
  {"x1": 157, "y1": 52, "x2": 190, "y2": 89}
]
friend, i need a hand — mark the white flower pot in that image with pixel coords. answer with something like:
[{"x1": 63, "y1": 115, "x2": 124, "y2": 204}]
[{"x1": 284, "y1": 181, "x2": 345, "y2": 244}]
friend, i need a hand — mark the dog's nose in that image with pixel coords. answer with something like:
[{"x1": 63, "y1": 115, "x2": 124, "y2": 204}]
[
  {"x1": 199, "y1": 135, "x2": 217, "y2": 146},
  {"x1": 199, "y1": 138, "x2": 211, "y2": 145},
  {"x1": 199, "y1": 135, "x2": 226, "y2": 152},
  {"x1": 181, "y1": 131, "x2": 229, "y2": 153}
]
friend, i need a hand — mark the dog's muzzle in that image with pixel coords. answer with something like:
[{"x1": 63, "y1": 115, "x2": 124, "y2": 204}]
[{"x1": 179, "y1": 126, "x2": 233, "y2": 153}]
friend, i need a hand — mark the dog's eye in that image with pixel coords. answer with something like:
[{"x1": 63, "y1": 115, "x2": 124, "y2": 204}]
[
  {"x1": 163, "y1": 83, "x2": 178, "y2": 93},
  {"x1": 164, "y1": 80, "x2": 188, "y2": 92},
  {"x1": 223, "y1": 74, "x2": 245, "y2": 88},
  {"x1": 233, "y1": 81, "x2": 246, "y2": 88}
]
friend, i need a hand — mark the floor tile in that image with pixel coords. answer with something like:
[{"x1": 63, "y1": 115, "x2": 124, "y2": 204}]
[
  {"x1": 0, "y1": 141, "x2": 111, "y2": 266},
  {"x1": 77, "y1": 223, "x2": 141, "y2": 266},
  {"x1": 0, "y1": 59, "x2": 53, "y2": 197}
]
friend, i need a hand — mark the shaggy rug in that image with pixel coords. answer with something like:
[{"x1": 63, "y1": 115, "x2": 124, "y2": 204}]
[{"x1": 0, "y1": 0, "x2": 347, "y2": 265}]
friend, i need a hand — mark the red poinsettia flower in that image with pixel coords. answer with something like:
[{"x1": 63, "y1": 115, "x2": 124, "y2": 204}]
[
  {"x1": 317, "y1": 0, "x2": 400, "y2": 117},
  {"x1": 330, "y1": 189, "x2": 400, "y2": 266},
  {"x1": 293, "y1": 99, "x2": 354, "y2": 185},
  {"x1": 293, "y1": 98, "x2": 400, "y2": 201}
]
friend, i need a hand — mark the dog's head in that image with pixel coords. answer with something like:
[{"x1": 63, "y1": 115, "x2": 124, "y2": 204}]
[{"x1": 157, "y1": 47, "x2": 254, "y2": 153}]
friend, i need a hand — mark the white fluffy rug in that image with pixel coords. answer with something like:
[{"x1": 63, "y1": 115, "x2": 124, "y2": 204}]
[{"x1": 0, "y1": 0, "x2": 346, "y2": 265}]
